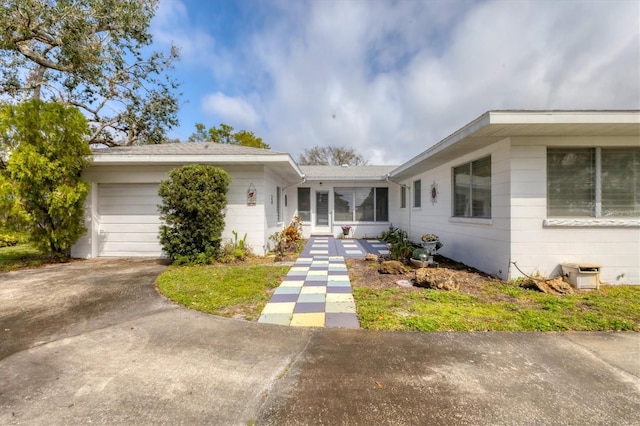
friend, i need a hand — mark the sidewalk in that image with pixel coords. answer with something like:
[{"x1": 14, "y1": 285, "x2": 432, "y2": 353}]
[{"x1": 258, "y1": 236, "x2": 389, "y2": 328}]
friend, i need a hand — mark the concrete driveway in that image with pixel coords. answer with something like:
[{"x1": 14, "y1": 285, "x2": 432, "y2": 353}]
[{"x1": 1, "y1": 260, "x2": 639, "y2": 425}]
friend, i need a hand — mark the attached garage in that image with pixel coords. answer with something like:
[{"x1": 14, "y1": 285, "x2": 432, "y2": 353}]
[
  {"x1": 72, "y1": 142, "x2": 305, "y2": 259},
  {"x1": 97, "y1": 183, "x2": 163, "y2": 257}
]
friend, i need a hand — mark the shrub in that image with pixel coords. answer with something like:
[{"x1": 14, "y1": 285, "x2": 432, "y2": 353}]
[
  {"x1": 0, "y1": 101, "x2": 92, "y2": 260},
  {"x1": 380, "y1": 226, "x2": 416, "y2": 262},
  {"x1": 158, "y1": 165, "x2": 231, "y2": 264},
  {"x1": 269, "y1": 216, "x2": 303, "y2": 259}
]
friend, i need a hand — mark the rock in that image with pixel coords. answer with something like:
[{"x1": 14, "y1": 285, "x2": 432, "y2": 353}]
[
  {"x1": 364, "y1": 253, "x2": 379, "y2": 262},
  {"x1": 396, "y1": 279, "x2": 413, "y2": 288},
  {"x1": 414, "y1": 268, "x2": 460, "y2": 291},
  {"x1": 378, "y1": 260, "x2": 406, "y2": 275},
  {"x1": 521, "y1": 277, "x2": 575, "y2": 295}
]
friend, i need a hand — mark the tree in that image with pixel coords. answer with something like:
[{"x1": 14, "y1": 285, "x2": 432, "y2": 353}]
[
  {"x1": 0, "y1": 0, "x2": 180, "y2": 146},
  {"x1": 0, "y1": 100, "x2": 92, "y2": 260},
  {"x1": 187, "y1": 123, "x2": 270, "y2": 149},
  {"x1": 158, "y1": 165, "x2": 231, "y2": 264},
  {"x1": 297, "y1": 146, "x2": 368, "y2": 166}
]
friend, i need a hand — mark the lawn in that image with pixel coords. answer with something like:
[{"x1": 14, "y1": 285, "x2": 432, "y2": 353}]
[
  {"x1": 157, "y1": 264, "x2": 291, "y2": 321},
  {"x1": 0, "y1": 242, "x2": 53, "y2": 272},
  {"x1": 353, "y1": 283, "x2": 640, "y2": 332}
]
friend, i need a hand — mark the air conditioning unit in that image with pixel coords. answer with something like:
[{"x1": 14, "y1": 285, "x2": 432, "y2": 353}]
[{"x1": 561, "y1": 263, "x2": 601, "y2": 290}]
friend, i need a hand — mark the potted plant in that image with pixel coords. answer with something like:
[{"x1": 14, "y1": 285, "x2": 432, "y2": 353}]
[
  {"x1": 341, "y1": 225, "x2": 352, "y2": 237},
  {"x1": 410, "y1": 234, "x2": 443, "y2": 267}
]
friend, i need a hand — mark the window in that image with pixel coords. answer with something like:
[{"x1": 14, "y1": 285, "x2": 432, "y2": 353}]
[
  {"x1": 297, "y1": 187, "x2": 311, "y2": 221},
  {"x1": 413, "y1": 180, "x2": 421, "y2": 208},
  {"x1": 453, "y1": 156, "x2": 491, "y2": 218},
  {"x1": 276, "y1": 186, "x2": 282, "y2": 222},
  {"x1": 400, "y1": 186, "x2": 407, "y2": 208},
  {"x1": 548, "y1": 148, "x2": 640, "y2": 217},
  {"x1": 334, "y1": 187, "x2": 389, "y2": 222}
]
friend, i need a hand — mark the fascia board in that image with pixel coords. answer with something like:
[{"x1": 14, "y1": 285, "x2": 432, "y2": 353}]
[{"x1": 389, "y1": 111, "x2": 491, "y2": 178}]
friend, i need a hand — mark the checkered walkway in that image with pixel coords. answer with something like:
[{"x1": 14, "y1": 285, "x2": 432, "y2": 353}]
[{"x1": 258, "y1": 236, "x2": 390, "y2": 328}]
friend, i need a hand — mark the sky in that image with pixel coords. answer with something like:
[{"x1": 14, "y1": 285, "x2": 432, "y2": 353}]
[{"x1": 150, "y1": 0, "x2": 640, "y2": 165}]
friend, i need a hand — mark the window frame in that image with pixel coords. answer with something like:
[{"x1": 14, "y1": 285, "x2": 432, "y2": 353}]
[
  {"x1": 452, "y1": 156, "x2": 492, "y2": 219},
  {"x1": 333, "y1": 186, "x2": 389, "y2": 223},
  {"x1": 413, "y1": 180, "x2": 421, "y2": 208},
  {"x1": 297, "y1": 187, "x2": 311, "y2": 222},
  {"x1": 547, "y1": 147, "x2": 640, "y2": 218},
  {"x1": 276, "y1": 186, "x2": 282, "y2": 223},
  {"x1": 400, "y1": 185, "x2": 407, "y2": 209}
]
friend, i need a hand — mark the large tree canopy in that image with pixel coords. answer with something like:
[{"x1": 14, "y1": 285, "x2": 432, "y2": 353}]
[
  {"x1": 297, "y1": 145, "x2": 368, "y2": 166},
  {"x1": 0, "y1": 0, "x2": 180, "y2": 146},
  {"x1": 188, "y1": 123, "x2": 270, "y2": 149}
]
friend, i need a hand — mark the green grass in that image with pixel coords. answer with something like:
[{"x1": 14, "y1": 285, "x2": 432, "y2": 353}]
[
  {"x1": 0, "y1": 242, "x2": 53, "y2": 272},
  {"x1": 157, "y1": 264, "x2": 290, "y2": 320},
  {"x1": 354, "y1": 283, "x2": 640, "y2": 332}
]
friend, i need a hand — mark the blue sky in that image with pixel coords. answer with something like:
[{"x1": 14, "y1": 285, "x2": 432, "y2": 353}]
[{"x1": 150, "y1": 0, "x2": 640, "y2": 165}]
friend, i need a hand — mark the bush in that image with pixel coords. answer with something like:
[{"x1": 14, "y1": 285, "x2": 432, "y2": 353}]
[
  {"x1": 0, "y1": 231, "x2": 20, "y2": 247},
  {"x1": 380, "y1": 226, "x2": 416, "y2": 262},
  {"x1": 0, "y1": 101, "x2": 92, "y2": 260},
  {"x1": 269, "y1": 216, "x2": 303, "y2": 260},
  {"x1": 158, "y1": 165, "x2": 231, "y2": 264}
]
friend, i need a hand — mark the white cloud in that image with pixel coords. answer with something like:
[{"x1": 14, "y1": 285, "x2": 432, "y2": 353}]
[
  {"x1": 201, "y1": 92, "x2": 260, "y2": 128},
  {"x1": 155, "y1": 0, "x2": 640, "y2": 163}
]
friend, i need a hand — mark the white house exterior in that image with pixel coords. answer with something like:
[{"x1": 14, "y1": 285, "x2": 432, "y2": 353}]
[
  {"x1": 389, "y1": 111, "x2": 640, "y2": 284},
  {"x1": 72, "y1": 110, "x2": 640, "y2": 284},
  {"x1": 71, "y1": 143, "x2": 303, "y2": 258}
]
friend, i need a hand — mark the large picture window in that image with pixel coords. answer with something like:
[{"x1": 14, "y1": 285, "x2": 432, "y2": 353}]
[
  {"x1": 334, "y1": 187, "x2": 389, "y2": 222},
  {"x1": 548, "y1": 148, "x2": 640, "y2": 217},
  {"x1": 453, "y1": 156, "x2": 491, "y2": 218},
  {"x1": 297, "y1": 187, "x2": 311, "y2": 222}
]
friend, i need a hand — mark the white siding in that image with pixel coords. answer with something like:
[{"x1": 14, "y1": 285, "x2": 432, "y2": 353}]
[
  {"x1": 72, "y1": 164, "x2": 271, "y2": 258},
  {"x1": 404, "y1": 138, "x2": 512, "y2": 278},
  {"x1": 509, "y1": 136, "x2": 640, "y2": 284}
]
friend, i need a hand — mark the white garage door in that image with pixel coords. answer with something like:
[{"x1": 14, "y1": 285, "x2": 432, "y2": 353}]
[{"x1": 98, "y1": 183, "x2": 164, "y2": 257}]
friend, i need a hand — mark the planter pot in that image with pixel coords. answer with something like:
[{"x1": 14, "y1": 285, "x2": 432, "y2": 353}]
[
  {"x1": 410, "y1": 257, "x2": 434, "y2": 268},
  {"x1": 421, "y1": 240, "x2": 439, "y2": 254}
]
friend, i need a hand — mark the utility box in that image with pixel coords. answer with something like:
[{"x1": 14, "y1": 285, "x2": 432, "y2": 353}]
[{"x1": 561, "y1": 263, "x2": 601, "y2": 290}]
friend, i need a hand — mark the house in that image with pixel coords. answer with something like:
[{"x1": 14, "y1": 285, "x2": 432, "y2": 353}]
[
  {"x1": 71, "y1": 143, "x2": 303, "y2": 258},
  {"x1": 72, "y1": 110, "x2": 640, "y2": 284}
]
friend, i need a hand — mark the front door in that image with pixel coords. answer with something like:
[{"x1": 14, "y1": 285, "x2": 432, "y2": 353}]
[{"x1": 314, "y1": 190, "x2": 331, "y2": 234}]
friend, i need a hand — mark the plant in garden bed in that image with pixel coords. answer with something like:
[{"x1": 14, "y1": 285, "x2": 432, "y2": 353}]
[
  {"x1": 158, "y1": 164, "x2": 231, "y2": 264},
  {"x1": 379, "y1": 226, "x2": 418, "y2": 262},
  {"x1": 269, "y1": 216, "x2": 304, "y2": 260}
]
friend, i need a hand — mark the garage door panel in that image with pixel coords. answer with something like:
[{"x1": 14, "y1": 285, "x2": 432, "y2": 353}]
[
  {"x1": 100, "y1": 215, "x2": 162, "y2": 225},
  {"x1": 99, "y1": 183, "x2": 159, "y2": 197},
  {"x1": 101, "y1": 232, "x2": 160, "y2": 243},
  {"x1": 101, "y1": 223, "x2": 161, "y2": 233},
  {"x1": 97, "y1": 183, "x2": 164, "y2": 257},
  {"x1": 98, "y1": 242, "x2": 164, "y2": 256}
]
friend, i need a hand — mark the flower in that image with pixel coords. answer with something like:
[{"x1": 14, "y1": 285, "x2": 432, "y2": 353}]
[
  {"x1": 341, "y1": 225, "x2": 352, "y2": 232},
  {"x1": 421, "y1": 233, "x2": 439, "y2": 242}
]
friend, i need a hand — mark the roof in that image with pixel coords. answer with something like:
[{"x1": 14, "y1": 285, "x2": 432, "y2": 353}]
[
  {"x1": 92, "y1": 142, "x2": 286, "y2": 156},
  {"x1": 390, "y1": 110, "x2": 640, "y2": 179},
  {"x1": 299, "y1": 165, "x2": 398, "y2": 181},
  {"x1": 90, "y1": 142, "x2": 303, "y2": 181}
]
